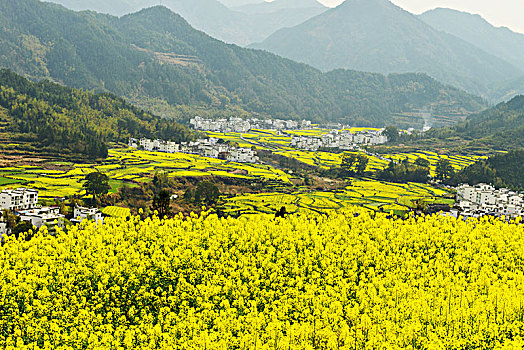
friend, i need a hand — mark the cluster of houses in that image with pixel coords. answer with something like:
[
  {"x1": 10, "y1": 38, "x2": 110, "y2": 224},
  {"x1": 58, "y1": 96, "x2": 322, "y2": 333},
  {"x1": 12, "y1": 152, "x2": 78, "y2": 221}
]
[
  {"x1": 291, "y1": 130, "x2": 388, "y2": 151},
  {"x1": 0, "y1": 188, "x2": 103, "y2": 240},
  {"x1": 451, "y1": 184, "x2": 524, "y2": 219},
  {"x1": 129, "y1": 137, "x2": 260, "y2": 163},
  {"x1": 190, "y1": 116, "x2": 312, "y2": 133}
]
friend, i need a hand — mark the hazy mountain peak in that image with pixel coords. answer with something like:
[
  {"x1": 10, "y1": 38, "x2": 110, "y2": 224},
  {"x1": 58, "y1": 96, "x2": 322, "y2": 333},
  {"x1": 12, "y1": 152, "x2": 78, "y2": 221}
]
[
  {"x1": 44, "y1": 0, "x2": 326, "y2": 45},
  {"x1": 0, "y1": 0, "x2": 486, "y2": 128},
  {"x1": 422, "y1": 8, "x2": 495, "y2": 28},
  {"x1": 420, "y1": 8, "x2": 524, "y2": 70},
  {"x1": 271, "y1": 0, "x2": 326, "y2": 9},
  {"x1": 337, "y1": 0, "x2": 393, "y2": 8},
  {"x1": 251, "y1": 0, "x2": 522, "y2": 99}
]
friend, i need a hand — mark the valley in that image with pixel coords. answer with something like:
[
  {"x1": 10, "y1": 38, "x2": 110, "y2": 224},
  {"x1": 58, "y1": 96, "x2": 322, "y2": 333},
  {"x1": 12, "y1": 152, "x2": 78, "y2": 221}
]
[{"x1": 1, "y1": 0, "x2": 524, "y2": 348}]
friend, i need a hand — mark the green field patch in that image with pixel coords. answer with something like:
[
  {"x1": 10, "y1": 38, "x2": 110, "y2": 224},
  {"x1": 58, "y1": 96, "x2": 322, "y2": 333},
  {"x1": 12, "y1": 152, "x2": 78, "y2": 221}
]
[{"x1": 0, "y1": 177, "x2": 24, "y2": 186}]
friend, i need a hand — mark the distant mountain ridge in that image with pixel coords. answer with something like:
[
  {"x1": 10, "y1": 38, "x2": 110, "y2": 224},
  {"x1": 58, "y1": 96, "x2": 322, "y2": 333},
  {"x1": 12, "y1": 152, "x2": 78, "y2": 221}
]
[
  {"x1": 234, "y1": 0, "x2": 326, "y2": 13},
  {"x1": 43, "y1": 0, "x2": 326, "y2": 45},
  {"x1": 0, "y1": 0, "x2": 486, "y2": 128},
  {"x1": 218, "y1": 0, "x2": 260, "y2": 6},
  {"x1": 419, "y1": 8, "x2": 524, "y2": 70},
  {"x1": 251, "y1": 0, "x2": 523, "y2": 99}
]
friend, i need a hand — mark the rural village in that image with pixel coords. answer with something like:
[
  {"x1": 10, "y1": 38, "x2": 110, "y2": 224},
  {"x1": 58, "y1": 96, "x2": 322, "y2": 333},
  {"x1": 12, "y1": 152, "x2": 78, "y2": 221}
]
[{"x1": 2, "y1": 117, "x2": 523, "y2": 240}]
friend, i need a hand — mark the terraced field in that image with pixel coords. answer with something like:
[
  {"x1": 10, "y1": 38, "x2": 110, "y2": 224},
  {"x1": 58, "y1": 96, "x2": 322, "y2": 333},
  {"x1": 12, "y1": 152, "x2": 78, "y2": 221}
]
[
  {"x1": 385, "y1": 151, "x2": 487, "y2": 176},
  {"x1": 205, "y1": 130, "x2": 485, "y2": 174},
  {"x1": 223, "y1": 178, "x2": 452, "y2": 217},
  {"x1": 0, "y1": 149, "x2": 292, "y2": 198}
]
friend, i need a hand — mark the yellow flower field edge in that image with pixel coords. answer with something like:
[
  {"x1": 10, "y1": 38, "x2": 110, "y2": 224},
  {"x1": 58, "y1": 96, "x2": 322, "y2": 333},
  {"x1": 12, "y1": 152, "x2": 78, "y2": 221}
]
[{"x1": 1, "y1": 211, "x2": 524, "y2": 349}]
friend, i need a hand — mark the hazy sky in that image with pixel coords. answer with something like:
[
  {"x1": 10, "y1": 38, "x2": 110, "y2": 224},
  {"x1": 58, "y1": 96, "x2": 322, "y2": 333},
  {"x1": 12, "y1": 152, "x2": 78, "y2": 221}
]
[{"x1": 317, "y1": 0, "x2": 524, "y2": 34}]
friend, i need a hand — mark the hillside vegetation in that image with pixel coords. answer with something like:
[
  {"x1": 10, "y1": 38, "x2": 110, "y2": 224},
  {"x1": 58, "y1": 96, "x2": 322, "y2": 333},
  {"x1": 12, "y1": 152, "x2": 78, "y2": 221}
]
[
  {"x1": 429, "y1": 95, "x2": 524, "y2": 150},
  {"x1": 448, "y1": 150, "x2": 524, "y2": 190},
  {"x1": 0, "y1": 70, "x2": 194, "y2": 159},
  {"x1": 1, "y1": 210, "x2": 524, "y2": 348},
  {"x1": 0, "y1": 0, "x2": 485, "y2": 127}
]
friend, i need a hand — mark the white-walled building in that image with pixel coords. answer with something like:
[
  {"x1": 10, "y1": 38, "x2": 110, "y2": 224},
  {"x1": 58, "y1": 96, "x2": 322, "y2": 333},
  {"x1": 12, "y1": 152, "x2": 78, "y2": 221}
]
[
  {"x1": 456, "y1": 184, "x2": 524, "y2": 218},
  {"x1": 0, "y1": 188, "x2": 39, "y2": 211},
  {"x1": 138, "y1": 138, "x2": 180, "y2": 153},
  {"x1": 190, "y1": 116, "x2": 311, "y2": 132},
  {"x1": 19, "y1": 207, "x2": 65, "y2": 230},
  {"x1": 72, "y1": 207, "x2": 104, "y2": 225},
  {"x1": 227, "y1": 148, "x2": 259, "y2": 163},
  {"x1": 290, "y1": 130, "x2": 387, "y2": 151},
  {"x1": 130, "y1": 137, "x2": 260, "y2": 163},
  {"x1": 0, "y1": 222, "x2": 6, "y2": 242}
]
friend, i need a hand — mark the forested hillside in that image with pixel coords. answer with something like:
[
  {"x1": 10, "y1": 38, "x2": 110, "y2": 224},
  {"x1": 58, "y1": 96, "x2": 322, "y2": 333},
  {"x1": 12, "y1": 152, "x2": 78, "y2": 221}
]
[
  {"x1": 429, "y1": 95, "x2": 524, "y2": 149},
  {"x1": 0, "y1": 70, "x2": 194, "y2": 159},
  {"x1": 448, "y1": 150, "x2": 524, "y2": 190},
  {"x1": 0, "y1": 0, "x2": 485, "y2": 127}
]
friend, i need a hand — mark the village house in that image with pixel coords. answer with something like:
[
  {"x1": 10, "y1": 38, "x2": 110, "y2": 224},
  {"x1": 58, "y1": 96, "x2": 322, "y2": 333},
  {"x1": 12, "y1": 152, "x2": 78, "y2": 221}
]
[
  {"x1": 138, "y1": 138, "x2": 180, "y2": 153},
  {"x1": 0, "y1": 222, "x2": 6, "y2": 242},
  {"x1": 130, "y1": 137, "x2": 260, "y2": 163},
  {"x1": 290, "y1": 129, "x2": 387, "y2": 151},
  {"x1": 455, "y1": 184, "x2": 524, "y2": 219},
  {"x1": 71, "y1": 206, "x2": 104, "y2": 225},
  {"x1": 227, "y1": 148, "x2": 259, "y2": 163},
  {"x1": 18, "y1": 207, "x2": 65, "y2": 230},
  {"x1": 0, "y1": 188, "x2": 39, "y2": 212},
  {"x1": 190, "y1": 116, "x2": 311, "y2": 132}
]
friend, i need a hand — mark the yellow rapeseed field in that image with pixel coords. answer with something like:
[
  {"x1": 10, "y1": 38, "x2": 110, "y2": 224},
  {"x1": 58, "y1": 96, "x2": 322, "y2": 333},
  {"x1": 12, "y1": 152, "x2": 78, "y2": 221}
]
[{"x1": 1, "y1": 210, "x2": 524, "y2": 349}]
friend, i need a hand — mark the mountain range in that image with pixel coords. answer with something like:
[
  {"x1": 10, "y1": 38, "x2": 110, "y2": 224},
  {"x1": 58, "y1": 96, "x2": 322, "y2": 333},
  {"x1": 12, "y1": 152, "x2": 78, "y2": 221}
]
[
  {"x1": 418, "y1": 8, "x2": 524, "y2": 102},
  {"x1": 233, "y1": 0, "x2": 325, "y2": 14},
  {"x1": 0, "y1": 0, "x2": 486, "y2": 128},
  {"x1": 251, "y1": 0, "x2": 524, "y2": 100},
  {"x1": 419, "y1": 8, "x2": 524, "y2": 70},
  {"x1": 43, "y1": 0, "x2": 327, "y2": 46},
  {"x1": 218, "y1": 0, "x2": 260, "y2": 7}
]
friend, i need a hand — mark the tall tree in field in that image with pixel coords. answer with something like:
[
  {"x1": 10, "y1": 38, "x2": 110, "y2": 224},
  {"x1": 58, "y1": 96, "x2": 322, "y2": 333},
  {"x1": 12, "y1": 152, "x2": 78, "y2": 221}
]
[
  {"x1": 83, "y1": 171, "x2": 111, "y2": 202},
  {"x1": 436, "y1": 159, "x2": 455, "y2": 181},
  {"x1": 194, "y1": 182, "x2": 220, "y2": 205},
  {"x1": 341, "y1": 154, "x2": 357, "y2": 177},
  {"x1": 382, "y1": 126, "x2": 399, "y2": 143},
  {"x1": 152, "y1": 190, "x2": 172, "y2": 219},
  {"x1": 355, "y1": 154, "x2": 369, "y2": 175},
  {"x1": 415, "y1": 158, "x2": 430, "y2": 168},
  {"x1": 341, "y1": 153, "x2": 369, "y2": 177}
]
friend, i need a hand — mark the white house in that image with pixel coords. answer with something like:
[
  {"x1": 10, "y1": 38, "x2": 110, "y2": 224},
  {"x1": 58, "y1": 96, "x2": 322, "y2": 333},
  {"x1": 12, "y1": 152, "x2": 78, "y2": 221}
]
[
  {"x1": 457, "y1": 184, "x2": 478, "y2": 203},
  {"x1": 72, "y1": 206, "x2": 104, "y2": 225},
  {"x1": 128, "y1": 138, "x2": 139, "y2": 148},
  {"x1": 203, "y1": 147, "x2": 220, "y2": 159},
  {"x1": 227, "y1": 148, "x2": 259, "y2": 163},
  {"x1": 0, "y1": 222, "x2": 6, "y2": 242},
  {"x1": 190, "y1": 116, "x2": 309, "y2": 132},
  {"x1": 456, "y1": 184, "x2": 524, "y2": 219},
  {"x1": 0, "y1": 188, "x2": 39, "y2": 211},
  {"x1": 510, "y1": 195, "x2": 523, "y2": 206},
  {"x1": 19, "y1": 207, "x2": 65, "y2": 230}
]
